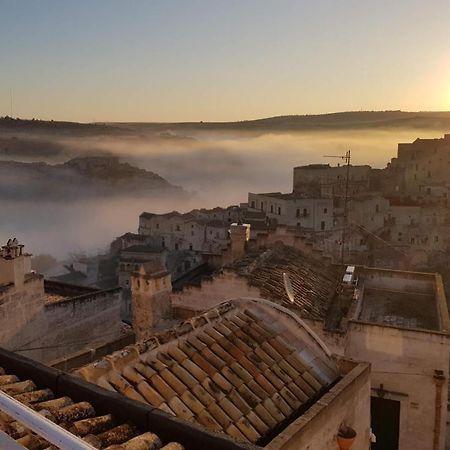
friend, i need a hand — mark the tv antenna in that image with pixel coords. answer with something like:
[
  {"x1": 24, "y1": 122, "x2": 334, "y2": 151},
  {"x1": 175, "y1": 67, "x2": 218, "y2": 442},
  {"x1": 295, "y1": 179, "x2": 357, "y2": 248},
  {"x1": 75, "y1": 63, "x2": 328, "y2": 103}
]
[
  {"x1": 323, "y1": 150, "x2": 351, "y2": 265},
  {"x1": 9, "y1": 88, "x2": 13, "y2": 117}
]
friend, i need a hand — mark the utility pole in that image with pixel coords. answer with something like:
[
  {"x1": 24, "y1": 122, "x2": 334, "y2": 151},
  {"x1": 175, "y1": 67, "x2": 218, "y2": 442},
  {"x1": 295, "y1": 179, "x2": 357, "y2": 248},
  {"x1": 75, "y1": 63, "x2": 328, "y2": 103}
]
[{"x1": 323, "y1": 150, "x2": 351, "y2": 265}]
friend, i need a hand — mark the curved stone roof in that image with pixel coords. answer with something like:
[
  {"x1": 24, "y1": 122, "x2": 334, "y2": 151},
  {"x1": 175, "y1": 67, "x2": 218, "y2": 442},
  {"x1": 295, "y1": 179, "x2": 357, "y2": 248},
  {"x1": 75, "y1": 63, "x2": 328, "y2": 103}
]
[{"x1": 77, "y1": 298, "x2": 339, "y2": 445}]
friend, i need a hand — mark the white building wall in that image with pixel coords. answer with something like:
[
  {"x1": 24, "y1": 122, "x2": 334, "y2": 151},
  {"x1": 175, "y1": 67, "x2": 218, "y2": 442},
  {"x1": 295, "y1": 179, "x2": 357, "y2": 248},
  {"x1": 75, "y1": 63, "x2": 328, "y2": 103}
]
[{"x1": 248, "y1": 193, "x2": 333, "y2": 231}]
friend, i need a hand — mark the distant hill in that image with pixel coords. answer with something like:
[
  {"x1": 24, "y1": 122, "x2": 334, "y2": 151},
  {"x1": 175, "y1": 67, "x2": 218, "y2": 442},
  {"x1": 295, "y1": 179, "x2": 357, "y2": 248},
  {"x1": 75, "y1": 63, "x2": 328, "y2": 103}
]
[
  {"x1": 0, "y1": 116, "x2": 129, "y2": 137},
  {"x1": 0, "y1": 155, "x2": 187, "y2": 200},
  {"x1": 119, "y1": 111, "x2": 450, "y2": 132},
  {"x1": 4, "y1": 111, "x2": 450, "y2": 136}
]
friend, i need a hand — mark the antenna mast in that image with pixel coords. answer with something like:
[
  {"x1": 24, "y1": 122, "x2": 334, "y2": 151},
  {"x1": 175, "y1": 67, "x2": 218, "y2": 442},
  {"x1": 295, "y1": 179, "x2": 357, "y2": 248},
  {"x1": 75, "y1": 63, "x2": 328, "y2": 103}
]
[
  {"x1": 323, "y1": 150, "x2": 351, "y2": 264},
  {"x1": 9, "y1": 88, "x2": 13, "y2": 117}
]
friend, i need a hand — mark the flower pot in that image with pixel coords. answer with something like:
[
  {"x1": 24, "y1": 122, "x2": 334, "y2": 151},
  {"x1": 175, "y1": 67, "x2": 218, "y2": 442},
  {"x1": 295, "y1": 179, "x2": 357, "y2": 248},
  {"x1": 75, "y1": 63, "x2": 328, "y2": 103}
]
[
  {"x1": 337, "y1": 426, "x2": 356, "y2": 450},
  {"x1": 337, "y1": 434, "x2": 356, "y2": 450}
]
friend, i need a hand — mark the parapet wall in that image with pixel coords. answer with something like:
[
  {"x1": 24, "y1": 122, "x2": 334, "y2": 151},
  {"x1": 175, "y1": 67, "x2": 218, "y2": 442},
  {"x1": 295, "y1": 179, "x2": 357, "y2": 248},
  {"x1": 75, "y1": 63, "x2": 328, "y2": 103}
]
[
  {"x1": 0, "y1": 278, "x2": 123, "y2": 363},
  {"x1": 361, "y1": 267, "x2": 435, "y2": 294},
  {"x1": 44, "y1": 279, "x2": 97, "y2": 297},
  {"x1": 265, "y1": 361, "x2": 371, "y2": 450}
]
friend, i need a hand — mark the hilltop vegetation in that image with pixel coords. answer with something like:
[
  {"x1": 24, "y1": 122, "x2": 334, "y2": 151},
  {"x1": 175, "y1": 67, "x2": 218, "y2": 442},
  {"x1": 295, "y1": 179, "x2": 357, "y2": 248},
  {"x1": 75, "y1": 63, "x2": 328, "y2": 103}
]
[{"x1": 3, "y1": 111, "x2": 450, "y2": 136}]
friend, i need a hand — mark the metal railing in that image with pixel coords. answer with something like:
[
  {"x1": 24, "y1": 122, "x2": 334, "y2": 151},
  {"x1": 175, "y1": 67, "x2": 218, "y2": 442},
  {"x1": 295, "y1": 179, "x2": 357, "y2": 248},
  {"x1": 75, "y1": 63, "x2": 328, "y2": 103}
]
[{"x1": 0, "y1": 391, "x2": 96, "y2": 450}]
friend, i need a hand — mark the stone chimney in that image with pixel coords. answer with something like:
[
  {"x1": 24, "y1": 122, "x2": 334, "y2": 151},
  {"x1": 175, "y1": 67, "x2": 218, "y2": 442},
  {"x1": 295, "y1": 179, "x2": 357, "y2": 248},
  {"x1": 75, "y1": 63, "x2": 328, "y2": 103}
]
[
  {"x1": 130, "y1": 265, "x2": 172, "y2": 341},
  {"x1": 229, "y1": 223, "x2": 250, "y2": 260},
  {"x1": 0, "y1": 238, "x2": 31, "y2": 287}
]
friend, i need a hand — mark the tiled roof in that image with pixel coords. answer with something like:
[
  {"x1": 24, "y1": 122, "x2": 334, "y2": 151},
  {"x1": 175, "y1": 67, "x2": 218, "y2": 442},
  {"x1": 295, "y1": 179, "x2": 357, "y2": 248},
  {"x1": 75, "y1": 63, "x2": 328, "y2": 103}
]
[
  {"x1": 77, "y1": 299, "x2": 339, "y2": 445},
  {"x1": 0, "y1": 367, "x2": 184, "y2": 450},
  {"x1": 227, "y1": 244, "x2": 343, "y2": 319}
]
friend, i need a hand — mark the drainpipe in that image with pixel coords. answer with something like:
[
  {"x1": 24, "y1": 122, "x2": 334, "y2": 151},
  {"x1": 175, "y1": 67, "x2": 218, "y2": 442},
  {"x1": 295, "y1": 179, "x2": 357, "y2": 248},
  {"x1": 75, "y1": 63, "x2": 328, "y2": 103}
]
[{"x1": 433, "y1": 370, "x2": 446, "y2": 450}]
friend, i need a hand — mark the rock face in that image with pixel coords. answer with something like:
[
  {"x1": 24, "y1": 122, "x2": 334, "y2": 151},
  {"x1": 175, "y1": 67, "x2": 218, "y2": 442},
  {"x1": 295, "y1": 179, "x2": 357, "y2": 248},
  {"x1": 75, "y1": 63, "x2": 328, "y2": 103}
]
[{"x1": 0, "y1": 156, "x2": 186, "y2": 200}]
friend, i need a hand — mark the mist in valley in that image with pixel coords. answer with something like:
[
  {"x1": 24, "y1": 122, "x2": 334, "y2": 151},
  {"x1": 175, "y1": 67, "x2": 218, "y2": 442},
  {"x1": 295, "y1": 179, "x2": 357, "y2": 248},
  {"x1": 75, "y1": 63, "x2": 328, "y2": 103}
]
[{"x1": 0, "y1": 126, "x2": 444, "y2": 260}]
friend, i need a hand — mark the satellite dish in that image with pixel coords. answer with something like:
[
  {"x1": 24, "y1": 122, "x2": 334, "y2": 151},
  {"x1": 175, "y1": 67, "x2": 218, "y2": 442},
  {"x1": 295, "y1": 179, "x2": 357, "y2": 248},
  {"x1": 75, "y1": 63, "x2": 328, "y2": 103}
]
[{"x1": 283, "y1": 273, "x2": 295, "y2": 303}]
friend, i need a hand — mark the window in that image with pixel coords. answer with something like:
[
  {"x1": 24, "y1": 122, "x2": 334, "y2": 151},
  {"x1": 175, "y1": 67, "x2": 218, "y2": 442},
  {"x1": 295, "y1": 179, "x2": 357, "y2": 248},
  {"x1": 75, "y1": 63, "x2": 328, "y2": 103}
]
[
  {"x1": 156, "y1": 223, "x2": 159, "y2": 229},
  {"x1": 296, "y1": 208, "x2": 300, "y2": 218},
  {"x1": 191, "y1": 231, "x2": 195, "y2": 236},
  {"x1": 323, "y1": 208, "x2": 328, "y2": 214},
  {"x1": 278, "y1": 207, "x2": 281, "y2": 215},
  {"x1": 303, "y1": 208, "x2": 308, "y2": 217},
  {"x1": 435, "y1": 236, "x2": 439, "y2": 242},
  {"x1": 270, "y1": 205, "x2": 274, "y2": 213},
  {"x1": 176, "y1": 225, "x2": 181, "y2": 231},
  {"x1": 189, "y1": 243, "x2": 193, "y2": 250},
  {"x1": 161, "y1": 238, "x2": 165, "y2": 248},
  {"x1": 320, "y1": 221, "x2": 325, "y2": 231},
  {"x1": 175, "y1": 243, "x2": 179, "y2": 250},
  {"x1": 375, "y1": 204, "x2": 379, "y2": 213}
]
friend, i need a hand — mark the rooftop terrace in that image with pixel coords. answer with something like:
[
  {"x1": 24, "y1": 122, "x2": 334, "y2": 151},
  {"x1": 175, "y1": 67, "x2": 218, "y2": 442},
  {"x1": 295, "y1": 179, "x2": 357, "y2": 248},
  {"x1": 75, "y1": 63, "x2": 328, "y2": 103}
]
[{"x1": 354, "y1": 267, "x2": 449, "y2": 333}]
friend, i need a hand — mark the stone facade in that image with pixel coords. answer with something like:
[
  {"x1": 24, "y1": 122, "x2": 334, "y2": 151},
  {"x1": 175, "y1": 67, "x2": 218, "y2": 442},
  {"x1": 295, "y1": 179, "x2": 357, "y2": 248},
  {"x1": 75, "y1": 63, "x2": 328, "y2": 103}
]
[
  {"x1": 293, "y1": 163, "x2": 371, "y2": 197},
  {"x1": 248, "y1": 192, "x2": 333, "y2": 231},
  {"x1": 0, "y1": 239, "x2": 123, "y2": 364},
  {"x1": 130, "y1": 266, "x2": 172, "y2": 341}
]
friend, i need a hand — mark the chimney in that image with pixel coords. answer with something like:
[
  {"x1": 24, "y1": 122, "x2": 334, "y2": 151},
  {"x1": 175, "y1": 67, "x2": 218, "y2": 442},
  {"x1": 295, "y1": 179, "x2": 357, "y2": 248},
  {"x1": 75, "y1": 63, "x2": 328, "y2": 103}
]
[
  {"x1": 229, "y1": 223, "x2": 250, "y2": 260},
  {"x1": 130, "y1": 265, "x2": 172, "y2": 341},
  {"x1": 0, "y1": 238, "x2": 31, "y2": 287}
]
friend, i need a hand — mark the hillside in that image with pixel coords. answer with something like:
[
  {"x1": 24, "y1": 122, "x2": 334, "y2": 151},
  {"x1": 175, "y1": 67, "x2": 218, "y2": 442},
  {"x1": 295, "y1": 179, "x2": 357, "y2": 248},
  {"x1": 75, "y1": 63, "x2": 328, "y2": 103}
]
[
  {"x1": 3, "y1": 111, "x2": 450, "y2": 136},
  {"x1": 118, "y1": 110, "x2": 450, "y2": 132},
  {"x1": 0, "y1": 155, "x2": 187, "y2": 200}
]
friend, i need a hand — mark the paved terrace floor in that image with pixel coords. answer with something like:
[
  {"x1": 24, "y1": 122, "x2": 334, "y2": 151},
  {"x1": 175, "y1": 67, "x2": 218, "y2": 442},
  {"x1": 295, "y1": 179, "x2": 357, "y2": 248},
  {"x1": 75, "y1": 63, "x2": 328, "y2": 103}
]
[{"x1": 359, "y1": 287, "x2": 438, "y2": 331}]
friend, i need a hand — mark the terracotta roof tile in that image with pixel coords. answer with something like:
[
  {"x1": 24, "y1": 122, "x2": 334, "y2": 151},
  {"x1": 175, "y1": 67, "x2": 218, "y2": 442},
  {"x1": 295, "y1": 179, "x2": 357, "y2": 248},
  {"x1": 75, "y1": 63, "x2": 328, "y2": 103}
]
[
  {"x1": 78, "y1": 299, "x2": 339, "y2": 444},
  {"x1": 227, "y1": 243, "x2": 343, "y2": 319},
  {"x1": 0, "y1": 368, "x2": 185, "y2": 450}
]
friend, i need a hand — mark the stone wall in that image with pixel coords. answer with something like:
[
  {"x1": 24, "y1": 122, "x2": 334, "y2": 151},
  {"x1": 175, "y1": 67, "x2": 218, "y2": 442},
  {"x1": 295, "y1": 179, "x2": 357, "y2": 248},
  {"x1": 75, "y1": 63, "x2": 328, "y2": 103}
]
[
  {"x1": 345, "y1": 321, "x2": 449, "y2": 450},
  {"x1": 170, "y1": 271, "x2": 261, "y2": 316},
  {"x1": 0, "y1": 278, "x2": 123, "y2": 363},
  {"x1": 361, "y1": 267, "x2": 435, "y2": 293},
  {"x1": 265, "y1": 361, "x2": 371, "y2": 450}
]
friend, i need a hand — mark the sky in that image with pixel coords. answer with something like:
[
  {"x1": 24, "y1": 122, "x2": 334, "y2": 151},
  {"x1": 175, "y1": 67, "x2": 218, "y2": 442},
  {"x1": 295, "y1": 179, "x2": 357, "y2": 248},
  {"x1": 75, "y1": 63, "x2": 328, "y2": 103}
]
[{"x1": 1, "y1": 0, "x2": 450, "y2": 122}]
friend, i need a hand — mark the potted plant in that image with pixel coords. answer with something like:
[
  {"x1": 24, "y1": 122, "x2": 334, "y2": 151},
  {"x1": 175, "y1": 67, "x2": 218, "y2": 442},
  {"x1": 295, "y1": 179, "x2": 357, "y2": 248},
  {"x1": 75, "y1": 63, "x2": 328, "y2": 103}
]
[{"x1": 337, "y1": 425, "x2": 357, "y2": 450}]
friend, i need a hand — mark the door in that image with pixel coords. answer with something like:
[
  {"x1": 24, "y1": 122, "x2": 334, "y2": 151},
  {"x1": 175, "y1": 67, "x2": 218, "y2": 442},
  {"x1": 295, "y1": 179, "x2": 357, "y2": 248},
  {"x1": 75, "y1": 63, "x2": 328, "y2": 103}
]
[{"x1": 371, "y1": 396, "x2": 400, "y2": 450}]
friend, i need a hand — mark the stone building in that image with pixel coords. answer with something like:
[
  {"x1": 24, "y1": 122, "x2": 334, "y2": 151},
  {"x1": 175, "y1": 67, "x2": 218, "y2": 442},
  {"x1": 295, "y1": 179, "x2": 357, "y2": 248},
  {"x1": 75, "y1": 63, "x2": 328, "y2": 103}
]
[
  {"x1": 293, "y1": 163, "x2": 372, "y2": 197},
  {"x1": 247, "y1": 192, "x2": 333, "y2": 231},
  {"x1": 387, "y1": 134, "x2": 450, "y2": 197},
  {"x1": 77, "y1": 298, "x2": 371, "y2": 450},
  {"x1": 170, "y1": 242, "x2": 450, "y2": 450},
  {"x1": 139, "y1": 212, "x2": 230, "y2": 253},
  {"x1": 0, "y1": 239, "x2": 124, "y2": 364}
]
